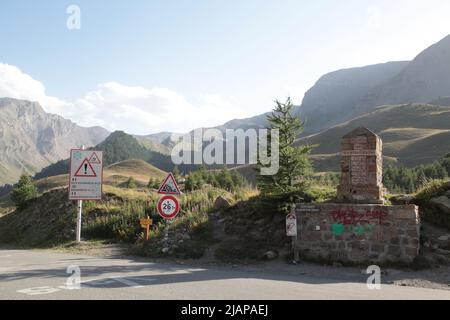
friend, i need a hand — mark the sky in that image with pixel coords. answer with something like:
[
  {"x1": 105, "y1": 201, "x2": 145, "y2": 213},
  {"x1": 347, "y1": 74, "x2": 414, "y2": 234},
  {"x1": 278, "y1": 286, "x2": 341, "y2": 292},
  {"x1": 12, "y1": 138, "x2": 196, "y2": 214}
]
[{"x1": 1, "y1": 0, "x2": 450, "y2": 135}]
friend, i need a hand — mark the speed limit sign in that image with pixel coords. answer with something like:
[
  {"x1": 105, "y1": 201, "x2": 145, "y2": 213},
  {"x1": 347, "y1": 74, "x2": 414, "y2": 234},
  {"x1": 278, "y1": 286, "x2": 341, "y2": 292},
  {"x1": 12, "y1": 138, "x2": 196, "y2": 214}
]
[{"x1": 157, "y1": 195, "x2": 180, "y2": 219}]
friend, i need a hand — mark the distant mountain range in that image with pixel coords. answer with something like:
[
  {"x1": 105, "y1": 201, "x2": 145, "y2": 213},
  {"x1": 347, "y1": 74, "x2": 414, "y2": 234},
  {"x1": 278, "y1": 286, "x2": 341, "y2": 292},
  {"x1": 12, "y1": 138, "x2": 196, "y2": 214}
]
[{"x1": 2, "y1": 35, "x2": 450, "y2": 186}]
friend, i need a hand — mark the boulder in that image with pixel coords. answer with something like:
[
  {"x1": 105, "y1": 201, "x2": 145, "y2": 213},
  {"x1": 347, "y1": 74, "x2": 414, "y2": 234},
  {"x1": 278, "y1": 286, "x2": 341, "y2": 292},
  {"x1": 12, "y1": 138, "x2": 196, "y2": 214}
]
[
  {"x1": 390, "y1": 194, "x2": 415, "y2": 205},
  {"x1": 263, "y1": 250, "x2": 278, "y2": 260},
  {"x1": 181, "y1": 234, "x2": 191, "y2": 241},
  {"x1": 213, "y1": 196, "x2": 231, "y2": 211},
  {"x1": 161, "y1": 247, "x2": 170, "y2": 254},
  {"x1": 430, "y1": 196, "x2": 450, "y2": 214}
]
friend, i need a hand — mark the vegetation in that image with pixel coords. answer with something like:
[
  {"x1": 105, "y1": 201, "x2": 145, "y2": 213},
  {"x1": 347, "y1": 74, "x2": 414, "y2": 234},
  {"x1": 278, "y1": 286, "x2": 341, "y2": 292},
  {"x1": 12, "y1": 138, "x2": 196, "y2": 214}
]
[
  {"x1": 125, "y1": 177, "x2": 137, "y2": 189},
  {"x1": 32, "y1": 131, "x2": 175, "y2": 182},
  {"x1": 257, "y1": 97, "x2": 313, "y2": 195},
  {"x1": 383, "y1": 153, "x2": 450, "y2": 193},
  {"x1": 10, "y1": 175, "x2": 38, "y2": 209},
  {"x1": 184, "y1": 166, "x2": 248, "y2": 192}
]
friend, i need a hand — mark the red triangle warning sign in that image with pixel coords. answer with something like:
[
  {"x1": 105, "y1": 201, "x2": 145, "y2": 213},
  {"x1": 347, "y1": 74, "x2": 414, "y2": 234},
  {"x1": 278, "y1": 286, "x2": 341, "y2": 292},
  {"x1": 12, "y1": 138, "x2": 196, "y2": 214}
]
[
  {"x1": 89, "y1": 152, "x2": 101, "y2": 164},
  {"x1": 157, "y1": 172, "x2": 181, "y2": 195},
  {"x1": 75, "y1": 158, "x2": 97, "y2": 177}
]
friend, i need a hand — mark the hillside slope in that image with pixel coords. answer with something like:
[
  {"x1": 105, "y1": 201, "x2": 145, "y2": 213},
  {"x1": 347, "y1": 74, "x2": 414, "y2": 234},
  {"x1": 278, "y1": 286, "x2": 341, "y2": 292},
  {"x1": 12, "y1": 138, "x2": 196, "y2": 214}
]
[
  {"x1": 298, "y1": 61, "x2": 409, "y2": 134},
  {"x1": 301, "y1": 104, "x2": 450, "y2": 171},
  {"x1": 367, "y1": 35, "x2": 450, "y2": 108},
  {"x1": 34, "y1": 159, "x2": 167, "y2": 194},
  {"x1": 34, "y1": 131, "x2": 175, "y2": 181}
]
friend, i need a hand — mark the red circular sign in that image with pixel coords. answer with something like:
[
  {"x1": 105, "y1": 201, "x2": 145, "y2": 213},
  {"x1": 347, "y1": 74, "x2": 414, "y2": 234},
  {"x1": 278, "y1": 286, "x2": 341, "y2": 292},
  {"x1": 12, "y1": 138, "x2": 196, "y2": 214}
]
[{"x1": 157, "y1": 195, "x2": 180, "y2": 219}]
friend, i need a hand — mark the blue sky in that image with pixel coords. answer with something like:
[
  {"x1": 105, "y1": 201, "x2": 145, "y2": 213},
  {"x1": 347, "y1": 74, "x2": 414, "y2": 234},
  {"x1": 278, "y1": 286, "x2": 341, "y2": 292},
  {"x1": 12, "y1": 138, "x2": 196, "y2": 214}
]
[{"x1": 1, "y1": 0, "x2": 450, "y2": 134}]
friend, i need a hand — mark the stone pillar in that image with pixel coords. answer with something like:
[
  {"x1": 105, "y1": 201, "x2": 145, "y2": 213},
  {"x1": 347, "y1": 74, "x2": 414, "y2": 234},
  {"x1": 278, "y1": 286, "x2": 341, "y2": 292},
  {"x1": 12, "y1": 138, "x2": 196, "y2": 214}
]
[{"x1": 337, "y1": 127, "x2": 385, "y2": 204}]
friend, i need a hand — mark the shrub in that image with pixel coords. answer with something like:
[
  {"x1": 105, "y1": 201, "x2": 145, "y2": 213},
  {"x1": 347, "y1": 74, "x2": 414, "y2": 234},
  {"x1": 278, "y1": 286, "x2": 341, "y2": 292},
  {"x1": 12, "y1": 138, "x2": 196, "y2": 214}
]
[{"x1": 10, "y1": 175, "x2": 38, "y2": 209}]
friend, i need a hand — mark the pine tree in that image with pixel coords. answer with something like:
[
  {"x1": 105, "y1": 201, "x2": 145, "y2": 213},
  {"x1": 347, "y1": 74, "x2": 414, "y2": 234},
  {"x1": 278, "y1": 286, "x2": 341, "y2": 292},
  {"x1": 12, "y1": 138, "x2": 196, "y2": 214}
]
[
  {"x1": 126, "y1": 177, "x2": 137, "y2": 189},
  {"x1": 10, "y1": 174, "x2": 38, "y2": 209},
  {"x1": 257, "y1": 97, "x2": 313, "y2": 195}
]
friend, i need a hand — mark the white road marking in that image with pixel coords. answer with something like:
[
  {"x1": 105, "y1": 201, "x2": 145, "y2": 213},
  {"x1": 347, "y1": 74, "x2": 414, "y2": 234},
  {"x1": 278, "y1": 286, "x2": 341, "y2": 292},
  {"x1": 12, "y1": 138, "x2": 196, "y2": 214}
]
[{"x1": 17, "y1": 286, "x2": 61, "y2": 296}]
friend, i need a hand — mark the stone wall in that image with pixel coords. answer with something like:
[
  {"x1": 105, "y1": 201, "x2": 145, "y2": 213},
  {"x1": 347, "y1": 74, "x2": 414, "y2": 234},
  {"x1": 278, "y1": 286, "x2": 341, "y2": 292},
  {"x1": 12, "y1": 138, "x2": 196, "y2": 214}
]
[{"x1": 295, "y1": 203, "x2": 420, "y2": 264}]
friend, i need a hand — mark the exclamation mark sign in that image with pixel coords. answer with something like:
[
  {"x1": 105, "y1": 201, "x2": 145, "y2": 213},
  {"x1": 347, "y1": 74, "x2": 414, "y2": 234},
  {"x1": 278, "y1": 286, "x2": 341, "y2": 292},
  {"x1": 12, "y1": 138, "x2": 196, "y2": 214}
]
[{"x1": 84, "y1": 163, "x2": 88, "y2": 175}]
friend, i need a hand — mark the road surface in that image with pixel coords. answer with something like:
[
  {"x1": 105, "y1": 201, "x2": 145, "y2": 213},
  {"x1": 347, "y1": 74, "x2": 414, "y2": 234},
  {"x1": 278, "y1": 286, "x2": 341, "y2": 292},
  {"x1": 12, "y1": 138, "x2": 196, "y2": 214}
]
[{"x1": 0, "y1": 249, "x2": 449, "y2": 300}]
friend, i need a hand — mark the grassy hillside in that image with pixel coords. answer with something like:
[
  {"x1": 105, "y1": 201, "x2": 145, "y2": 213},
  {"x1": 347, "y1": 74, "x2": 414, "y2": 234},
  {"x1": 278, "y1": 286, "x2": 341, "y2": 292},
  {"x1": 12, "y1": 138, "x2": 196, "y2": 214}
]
[
  {"x1": 33, "y1": 131, "x2": 175, "y2": 183},
  {"x1": 33, "y1": 159, "x2": 167, "y2": 195},
  {"x1": 0, "y1": 178, "x2": 257, "y2": 253},
  {"x1": 300, "y1": 104, "x2": 450, "y2": 170}
]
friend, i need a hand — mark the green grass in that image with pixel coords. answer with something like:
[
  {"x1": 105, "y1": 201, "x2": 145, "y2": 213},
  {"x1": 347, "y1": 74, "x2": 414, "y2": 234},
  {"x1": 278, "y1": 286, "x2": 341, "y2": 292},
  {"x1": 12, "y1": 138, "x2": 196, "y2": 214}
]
[{"x1": 414, "y1": 179, "x2": 449, "y2": 202}]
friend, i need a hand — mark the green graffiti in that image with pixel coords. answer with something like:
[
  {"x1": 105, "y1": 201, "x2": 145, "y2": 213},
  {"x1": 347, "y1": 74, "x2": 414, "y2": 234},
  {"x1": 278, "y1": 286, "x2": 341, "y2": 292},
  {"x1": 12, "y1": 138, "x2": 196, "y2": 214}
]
[
  {"x1": 331, "y1": 223, "x2": 376, "y2": 236},
  {"x1": 355, "y1": 225, "x2": 365, "y2": 235},
  {"x1": 331, "y1": 223, "x2": 345, "y2": 236}
]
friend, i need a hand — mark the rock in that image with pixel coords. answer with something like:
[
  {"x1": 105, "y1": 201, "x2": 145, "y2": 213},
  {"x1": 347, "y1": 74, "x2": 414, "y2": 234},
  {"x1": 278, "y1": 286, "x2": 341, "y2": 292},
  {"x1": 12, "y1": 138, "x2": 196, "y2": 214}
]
[
  {"x1": 263, "y1": 250, "x2": 278, "y2": 260},
  {"x1": 161, "y1": 247, "x2": 170, "y2": 254},
  {"x1": 181, "y1": 234, "x2": 191, "y2": 241},
  {"x1": 178, "y1": 240, "x2": 184, "y2": 244},
  {"x1": 390, "y1": 194, "x2": 414, "y2": 205},
  {"x1": 333, "y1": 262, "x2": 343, "y2": 268},
  {"x1": 430, "y1": 196, "x2": 450, "y2": 214},
  {"x1": 438, "y1": 235, "x2": 450, "y2": 241},
  {"x1": 213, "y1": 196, "x2": 231, "y2": 211}
]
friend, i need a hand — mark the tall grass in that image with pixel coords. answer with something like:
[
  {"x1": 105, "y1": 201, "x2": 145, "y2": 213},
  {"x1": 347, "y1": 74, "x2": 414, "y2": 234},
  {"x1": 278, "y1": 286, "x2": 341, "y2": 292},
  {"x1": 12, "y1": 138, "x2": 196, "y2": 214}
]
[{"x1": 82, "y1": 185, "x2": 257, "y2": 244}]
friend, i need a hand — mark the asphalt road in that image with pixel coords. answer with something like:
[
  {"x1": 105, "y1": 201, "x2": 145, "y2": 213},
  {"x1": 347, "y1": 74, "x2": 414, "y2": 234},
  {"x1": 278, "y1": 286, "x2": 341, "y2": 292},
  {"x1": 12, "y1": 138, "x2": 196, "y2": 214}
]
[{"x1": 1, "y1": 249, "x2": 450, "y2": 300}]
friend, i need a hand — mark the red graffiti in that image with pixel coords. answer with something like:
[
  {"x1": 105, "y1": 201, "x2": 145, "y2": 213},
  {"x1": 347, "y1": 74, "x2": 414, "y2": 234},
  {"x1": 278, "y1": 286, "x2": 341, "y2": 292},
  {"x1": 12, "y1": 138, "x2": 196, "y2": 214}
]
[{"x1": 330, "y1": 208, "x2": 388, "y2": 225}]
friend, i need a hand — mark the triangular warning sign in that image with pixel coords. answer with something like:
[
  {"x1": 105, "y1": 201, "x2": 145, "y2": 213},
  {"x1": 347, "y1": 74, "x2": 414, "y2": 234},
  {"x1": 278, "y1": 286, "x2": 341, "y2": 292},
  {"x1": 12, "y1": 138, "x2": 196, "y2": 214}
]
[
  {"x1": 157, "y1": 172, "x2": 181, "y2": 195},
  {"x1": 75, "y1": 158, "x2": 97, "y2": 177},
  {"x1": 89, "y1": 152, "x2": 101, "y2": 164}
]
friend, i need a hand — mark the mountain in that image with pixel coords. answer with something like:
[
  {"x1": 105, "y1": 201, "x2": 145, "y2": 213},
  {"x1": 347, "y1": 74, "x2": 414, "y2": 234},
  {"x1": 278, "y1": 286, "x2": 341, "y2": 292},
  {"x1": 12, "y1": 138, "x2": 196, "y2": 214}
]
[
  {"x1": 33, "y1": 130, "x2": 183, "y2": 181},
  {"x1": 0, "y1": 98, "x2": 109, "y2": 185},
  {"x1": 366, "y1": 35, "x2": 450, "y2": 108},
  {"x1": 300, "y1": 103, "x2": 450, "y2": 171},
  {"x1": 298, "y1": 61, "x2": 410, "y2": 133}
]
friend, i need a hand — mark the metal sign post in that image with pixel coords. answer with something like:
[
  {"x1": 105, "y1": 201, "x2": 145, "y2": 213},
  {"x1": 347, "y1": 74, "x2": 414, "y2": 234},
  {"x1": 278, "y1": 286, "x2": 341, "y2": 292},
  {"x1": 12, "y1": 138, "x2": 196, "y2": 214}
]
[
  {"x1": 76, "y1": 198, "x2": 83, "y2": 243},
  {"x1": 156, "y1": 172, "x2": 181, "y2": 250},
  {"x1": 76, "y1": 145, "x2": 85, "y2": 243},
  {"x1": 69, "y1": 146, "x2": 103, "y2": 244}
]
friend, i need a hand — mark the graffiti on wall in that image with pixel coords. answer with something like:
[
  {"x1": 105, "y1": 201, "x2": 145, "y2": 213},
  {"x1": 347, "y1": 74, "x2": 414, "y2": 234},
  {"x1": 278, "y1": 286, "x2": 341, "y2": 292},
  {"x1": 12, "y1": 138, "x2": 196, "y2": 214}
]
[{"x1": 330, "y1": 208, "x2": 388, "y2": 236}]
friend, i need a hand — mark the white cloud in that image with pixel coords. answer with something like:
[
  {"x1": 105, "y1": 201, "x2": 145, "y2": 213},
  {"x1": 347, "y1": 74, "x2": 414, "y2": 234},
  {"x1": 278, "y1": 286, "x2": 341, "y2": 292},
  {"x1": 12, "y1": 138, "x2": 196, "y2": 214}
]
[
  {"x1": 0, "y1": 63, "x2": 249, "y2": 135},
  {"x1": 0, "y1": 63, "x2": 68, "y2": 112}
]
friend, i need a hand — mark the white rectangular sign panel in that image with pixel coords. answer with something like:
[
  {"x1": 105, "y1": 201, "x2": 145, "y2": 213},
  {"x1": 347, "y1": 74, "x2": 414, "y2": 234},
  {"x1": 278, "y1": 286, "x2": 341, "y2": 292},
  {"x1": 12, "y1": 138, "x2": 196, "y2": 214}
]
[{"x1": 69, "y1": 149, "x2": 103, "y2": 200}]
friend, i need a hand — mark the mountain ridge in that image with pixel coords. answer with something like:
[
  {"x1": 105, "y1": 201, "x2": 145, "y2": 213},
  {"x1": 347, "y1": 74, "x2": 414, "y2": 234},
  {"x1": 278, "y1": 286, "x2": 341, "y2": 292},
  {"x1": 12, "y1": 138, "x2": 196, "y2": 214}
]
[{"x1": 0, "y1": 97, "x2": 109, "y2": 185}]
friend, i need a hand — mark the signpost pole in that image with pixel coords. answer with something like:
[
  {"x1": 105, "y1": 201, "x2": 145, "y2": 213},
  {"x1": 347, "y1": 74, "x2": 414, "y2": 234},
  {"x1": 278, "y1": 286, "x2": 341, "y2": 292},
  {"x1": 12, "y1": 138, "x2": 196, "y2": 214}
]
[
  {"x1": 76, "y1": 145, "x2": 85, "y2": 243},
  {"x1": 164, "y1": 220, "x2": 169, "y2": 247},
  {"x1": 292, "y1": 235, "x2": 299, "y2": 263},
  {"x1": 145, "y1": 216, "x2": 150, "y2": 242}
]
